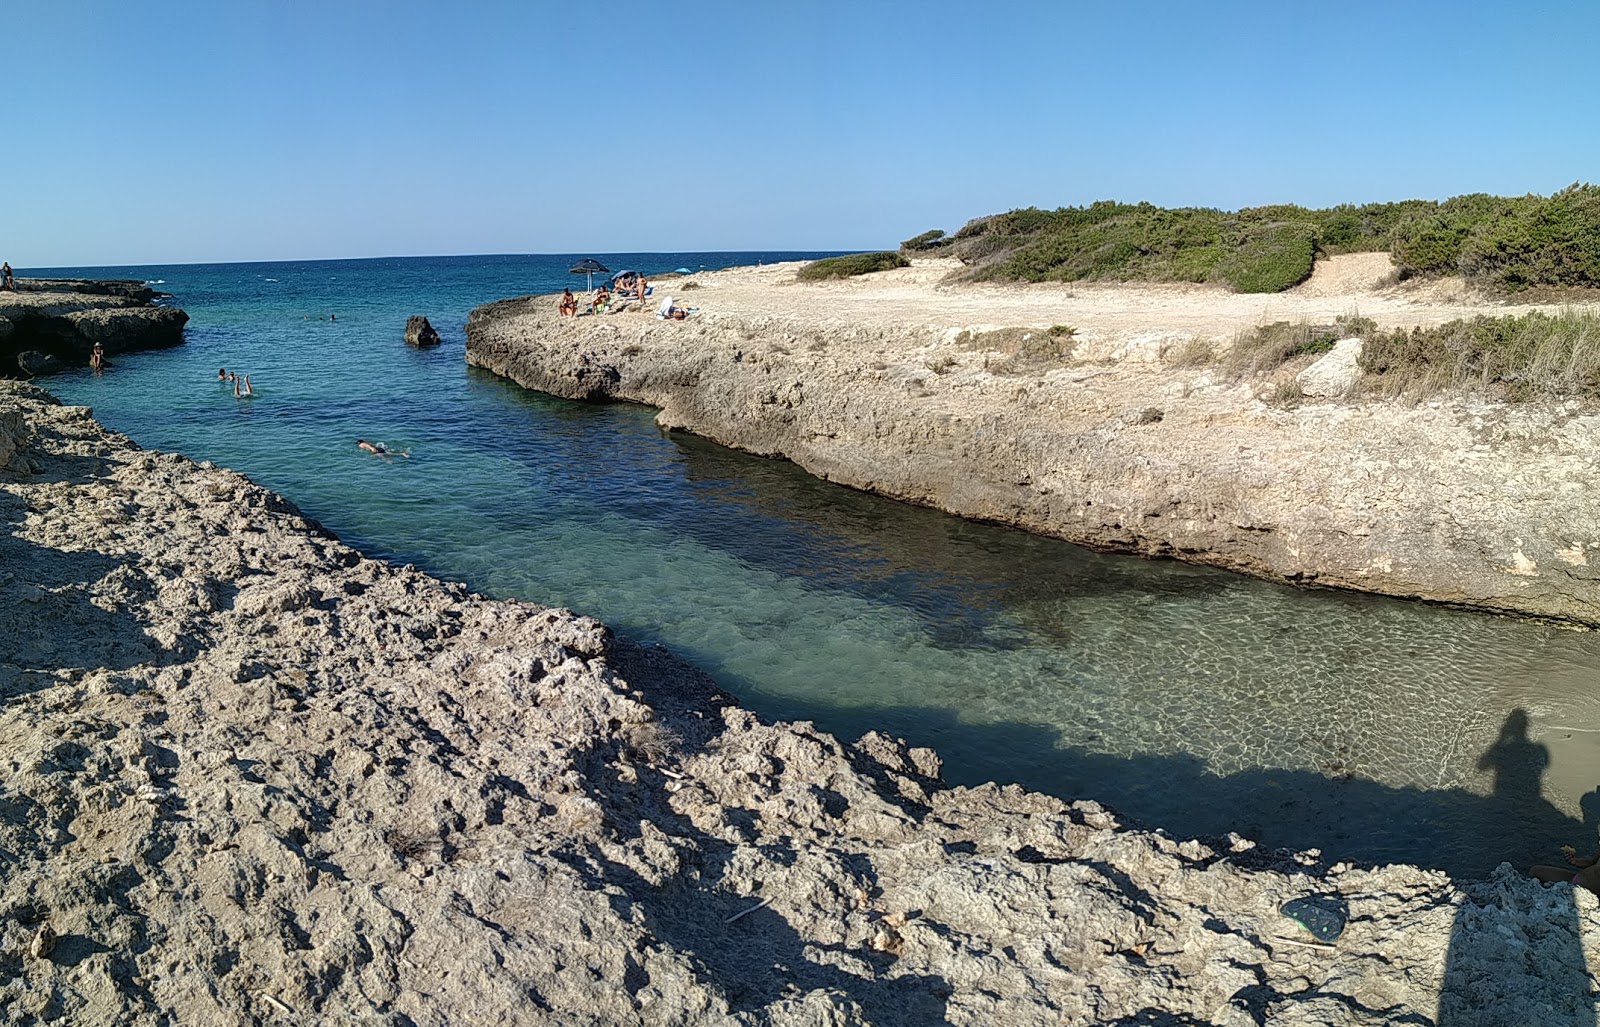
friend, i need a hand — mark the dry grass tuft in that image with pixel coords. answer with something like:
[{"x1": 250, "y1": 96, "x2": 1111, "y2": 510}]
[{"x1": 1359, "y1": 308, "x2": 1600, "y2": 400}]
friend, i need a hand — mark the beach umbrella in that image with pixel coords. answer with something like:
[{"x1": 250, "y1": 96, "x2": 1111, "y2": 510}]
[{"x1": 570, "y1": 258, "x2": 610, "y2": 293}]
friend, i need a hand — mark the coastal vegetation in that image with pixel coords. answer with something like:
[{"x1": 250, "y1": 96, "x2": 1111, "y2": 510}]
[
  {"x1": 910, "y1": 184, "x2": 1600, "y2": 294},
  {"x1": 797, "y1": 251, "x2": 910, "y2": 281},
  {"x1": 1220, "y1": 309, "x2": 1600, "y2": 401},
  {"x1": 1359, "y1": 309, "x2": 1600, "y2": 399}
]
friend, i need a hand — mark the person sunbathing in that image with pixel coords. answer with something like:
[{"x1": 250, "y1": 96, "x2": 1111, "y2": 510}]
[
  {"x1": 591, "y1": 286, "x2": 612, "y2": 315},
  {"x1": 558, "y1": 289, "x2": 578, "y2": 319},
  {"x1": 656, "y1": 296, "x2": 694, "y2": 320}
]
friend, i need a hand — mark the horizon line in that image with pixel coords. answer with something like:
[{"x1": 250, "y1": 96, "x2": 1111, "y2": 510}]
[{"x1": 17, "y1": 247, "x2": 869, "y2": 273}]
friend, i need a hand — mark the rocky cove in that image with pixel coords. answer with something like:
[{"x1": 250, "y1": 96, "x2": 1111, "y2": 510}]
[
  {"x1": 2, "y1": 297, "x2": 1598, "y2": 1023},
  {"x1": 0, "y1": 279, "x2": 189, "y2": 378},
  {"x1": 464, "y1": 257, "x2": 1600, "y2": 627}
]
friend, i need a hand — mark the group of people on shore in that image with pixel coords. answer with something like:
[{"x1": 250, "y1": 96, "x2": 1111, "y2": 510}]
[
  {"x1": 217, "y1": 367, "x2": 254, "y2": 397},
  {"x1": 557, "y1": 275, "x2": 651, "y2": 320}
]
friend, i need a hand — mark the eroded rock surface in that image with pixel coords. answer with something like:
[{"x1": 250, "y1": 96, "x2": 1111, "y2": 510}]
[
  {"x1": 0, "y1": 380, "x2": 1593, "y2": 1026},
  {"x1": 405, "y1": 315, "x2": 442, "y2": 347},
  {"x1": 465, "y1": 273, "x2": 1600, "y2": 626}
]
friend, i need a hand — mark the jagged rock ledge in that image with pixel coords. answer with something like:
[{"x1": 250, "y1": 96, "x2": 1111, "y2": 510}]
[
  {"x1": 1, "y1": 384, "x2": 1591, "y2": 1022},
  {"x1": 464, "y1": 264, "x2": 1600, "y2": 627},
  {"x1": 0, "y1": 278, "x2": 189, "y2": 377}
]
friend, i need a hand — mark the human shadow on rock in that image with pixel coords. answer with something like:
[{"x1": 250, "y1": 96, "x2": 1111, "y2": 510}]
[{"x1": 1438, "y1": 710, "x2": 1597, "y2": 1026}]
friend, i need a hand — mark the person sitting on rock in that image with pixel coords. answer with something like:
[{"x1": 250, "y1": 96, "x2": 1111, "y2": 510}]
[
  {"x1": 558, "y1": 289, "x2": 578, "y2": 319},
  {"x1": 1531, "y1": 845, "x2": 1600, "y2": 895}
]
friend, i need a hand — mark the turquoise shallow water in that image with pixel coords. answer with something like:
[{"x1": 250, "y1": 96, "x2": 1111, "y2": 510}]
[{"x1": 33, "y1": 253, "x2": 1600, "y2": 876}]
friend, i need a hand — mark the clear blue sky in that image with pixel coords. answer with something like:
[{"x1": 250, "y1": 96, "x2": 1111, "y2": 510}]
[{"x1": 9, "y1": 0, "x2": 1597, "y2": 266}]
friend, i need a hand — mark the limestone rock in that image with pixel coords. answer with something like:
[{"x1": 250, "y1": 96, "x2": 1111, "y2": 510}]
[
  {"x1": 16, "y1": 350, "x2": 63, "y2": 377},
  {"x1": 465, "y1": 302, "x2": 1600, "y2": 627},
  {"x1": 0, "y1": 282, "x2": 188, "y2": 377},
  {"x1": 1297, "y1": 337, "x2": 1364, "y2": 398},
  {"x1": 0, "y1": 378, "x2": 1560, "y2": 1025},
  {"x1": 405, "y1": 315, "x2": 442, "y2": 347},
  {"x1": 0, "y1": 402, "x2": 27, "y2": 471}
]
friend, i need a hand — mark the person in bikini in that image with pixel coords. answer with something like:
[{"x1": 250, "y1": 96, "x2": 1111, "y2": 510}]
[{"x1": 558, "y1": 288, "x2": 578, "y2": 319}]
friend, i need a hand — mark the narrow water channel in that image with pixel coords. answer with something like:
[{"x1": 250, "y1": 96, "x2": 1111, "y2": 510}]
[{"x1": 40, "y1": 253, "x2": 1600, "y2": 876}]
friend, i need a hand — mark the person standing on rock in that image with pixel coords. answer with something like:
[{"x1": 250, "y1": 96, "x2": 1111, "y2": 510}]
[{"x1": 1, "y1": 262, "x2": 13, "y2": 290}]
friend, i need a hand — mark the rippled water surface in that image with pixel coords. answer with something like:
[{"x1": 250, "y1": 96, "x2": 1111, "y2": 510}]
[{"x1": 36, "y1": 253, "x2": 1600, "y2": 875}]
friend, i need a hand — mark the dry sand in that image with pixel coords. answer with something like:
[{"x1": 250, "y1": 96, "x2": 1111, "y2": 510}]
[{"x1": 643, "y1": 253, "x2": 1581, "y2": 353}]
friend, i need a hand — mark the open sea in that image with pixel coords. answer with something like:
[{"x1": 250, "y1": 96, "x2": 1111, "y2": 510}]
[{"x1": 31, "y1": 252, "x2": 1600, "y2": 876}]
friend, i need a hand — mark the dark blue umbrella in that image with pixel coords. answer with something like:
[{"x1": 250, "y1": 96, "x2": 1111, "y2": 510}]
[{"x1": 570, "y1": 258, "x2": 610, "y2": 292}]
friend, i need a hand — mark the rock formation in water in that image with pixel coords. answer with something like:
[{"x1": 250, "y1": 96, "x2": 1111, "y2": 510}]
[
  {"x1": 404, "y1": 314, "x2": 442, "y2": 348},
  {"x1": 0, "y1": 279, "x2": 189, "y2": 377},
  {"x1": 463, "y1": 285, "x2": 1600, "y2": 627},
  {"x1": 3, "y1": 382, "x2": 1597, "y2": 1024}
]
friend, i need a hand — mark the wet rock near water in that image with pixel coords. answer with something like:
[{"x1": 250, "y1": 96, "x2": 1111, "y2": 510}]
[
  {"x1": 0, "y1": 280, "x2": 188, "y2": 378},
  {"x1": 1, "y1": 379, "x2": 1593, "y2": 1024},
  {"x1": 404, "y1": 314, "x2": 442, "y2": 347}
]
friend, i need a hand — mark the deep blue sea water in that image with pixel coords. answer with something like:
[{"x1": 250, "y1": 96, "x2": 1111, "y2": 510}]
[{"x1": 31, "y1": 252, "x2": 1600, "y2": 875}]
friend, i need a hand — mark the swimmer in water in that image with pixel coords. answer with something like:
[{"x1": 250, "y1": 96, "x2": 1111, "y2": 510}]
[
  {"x1": 217, "y1": 367, "x2": 227, "y2": 381},
  {"x1": 357, "y1": 439, "x2": 409, "y2": 458},
  {"x1": 235, "y1": 374, "x2": 254, "y2": 397}
]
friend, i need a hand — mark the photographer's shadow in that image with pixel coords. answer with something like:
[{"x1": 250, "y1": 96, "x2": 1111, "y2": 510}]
[{"x1": 1439, "y1": 709, "x2": 1599, "y2": 1026}]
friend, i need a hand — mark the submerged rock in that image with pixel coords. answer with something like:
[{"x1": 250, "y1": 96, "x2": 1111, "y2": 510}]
[{"x1": 405, "y1": 314, "x2": 442, "y2": 347}]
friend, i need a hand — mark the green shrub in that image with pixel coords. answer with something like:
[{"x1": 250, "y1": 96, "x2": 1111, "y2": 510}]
[
  {"x1": 901, "y1": 229, "x2": 947, "y2": 251},
  {"x1": 941, "y1": 187, "x2": 1600, "y2": 293},
  {"x1": 1457, "y1": 184, "x2": 1600, "y2": 290},
  {"x1": 1212, "y1": 222, "x2": 1319, "y2": 293},
  {"x1": 797, "y1": 251, "x2": 911, "y2": 281}
]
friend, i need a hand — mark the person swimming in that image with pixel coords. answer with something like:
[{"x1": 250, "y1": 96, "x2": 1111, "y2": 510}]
[
  {"x1": 217, "y1": 367, "x2": 228, "y2": 381},
  {"x1": 234, "y1": 374, "x2": 254, "y2": 398},
  {"x1": 357, "y1": 438, "x2": 409, "y2": 458}
]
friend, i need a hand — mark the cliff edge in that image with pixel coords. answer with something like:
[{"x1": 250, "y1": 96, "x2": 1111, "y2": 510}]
[
  {"x1": 0, "y1": 279, "x2": 188, "y2": 377},
  {"x1": 465, "y1": 258, "x2": 1600, "y2": 626}
]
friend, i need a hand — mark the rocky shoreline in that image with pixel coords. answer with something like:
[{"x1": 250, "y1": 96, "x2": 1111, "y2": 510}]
[
  {"x1": 2, "y1": 375, "x2": 1596, "y2": 1020},
  {"x1": 0, "y1": 279, "x2": 188, "y2": 377},
  {"x1": 463, "y1": 259, "x2": 1600, "y2": 627}
]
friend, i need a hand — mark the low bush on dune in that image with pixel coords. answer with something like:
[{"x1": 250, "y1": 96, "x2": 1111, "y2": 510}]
[
  {"x1": 1216, "y1": 309, "x2": 1600, "y2": 400},
  {"x1": 1225, "y1": 315, "x2": 1375, "y2": 377},
  {"x1": 797, "y1": 252, "x2": 911, "y2": 281},
  {"x1": 900, "y1": 229, "x2": 948, "y2": 252},
  {"x1": 938, "y1": 186, "x2": 1600, "y2": 293}
]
